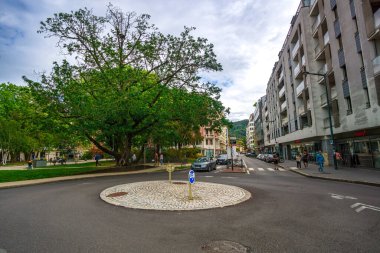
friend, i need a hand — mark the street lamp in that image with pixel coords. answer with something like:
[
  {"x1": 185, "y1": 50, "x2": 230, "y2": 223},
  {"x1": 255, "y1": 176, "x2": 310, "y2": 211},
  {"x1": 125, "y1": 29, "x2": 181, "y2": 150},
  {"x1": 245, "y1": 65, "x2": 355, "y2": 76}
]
[{"x1": 302, "y1": 69, "x2": 338, "y2": 170}]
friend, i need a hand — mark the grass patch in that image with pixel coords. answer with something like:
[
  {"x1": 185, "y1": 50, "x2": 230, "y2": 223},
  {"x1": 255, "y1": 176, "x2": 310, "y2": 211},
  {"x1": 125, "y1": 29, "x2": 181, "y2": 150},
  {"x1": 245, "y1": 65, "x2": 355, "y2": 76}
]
[{"x1": 0, "y1": 161, "x2": 116, "y2": 183}]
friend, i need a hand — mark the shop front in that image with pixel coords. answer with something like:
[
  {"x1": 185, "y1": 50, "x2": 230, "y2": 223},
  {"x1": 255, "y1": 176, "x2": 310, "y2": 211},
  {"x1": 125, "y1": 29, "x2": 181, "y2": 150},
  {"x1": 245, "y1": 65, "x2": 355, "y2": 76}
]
[{"x1": 287, "y1": 140, "x2": 322, "y2": 162}]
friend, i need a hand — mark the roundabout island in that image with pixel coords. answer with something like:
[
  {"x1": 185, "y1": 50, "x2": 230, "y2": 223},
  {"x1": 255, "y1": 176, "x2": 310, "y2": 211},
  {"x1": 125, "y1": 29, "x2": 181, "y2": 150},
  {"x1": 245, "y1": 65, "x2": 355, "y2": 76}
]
[{"x1": 100, "y1": 180, "x2": 251, "y2": 211}]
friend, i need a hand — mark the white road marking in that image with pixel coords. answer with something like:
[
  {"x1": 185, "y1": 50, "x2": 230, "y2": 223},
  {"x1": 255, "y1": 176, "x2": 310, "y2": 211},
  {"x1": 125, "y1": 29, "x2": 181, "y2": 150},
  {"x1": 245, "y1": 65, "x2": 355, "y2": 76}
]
[
  {"x1": 221, "y1": 177, "x2": 236, "y2": 179},
  {"x1": 350, "y1": 203, "x2": 380, "y2": 213},
  {"x1": 257, "y1": 168, "x2": 264, "y2": 171},
  {"x1": 248, "y1": 168, "x2": 254, "y2": 171},
  {"x1": 267, "y1": 168, "x2": 274, "y2": 171},
  {"x1": 329, "y1": 193, "x2": 357, "y2": 200},
  {"x1": 290, "y1": 166, "x2": 298, "y2": 170},
  {"x1": 203, "y1": 176, "x2": 214, "y2": 178},
  {"x1": 279, "y1": 168, "x2": 285, "y2": 171}
]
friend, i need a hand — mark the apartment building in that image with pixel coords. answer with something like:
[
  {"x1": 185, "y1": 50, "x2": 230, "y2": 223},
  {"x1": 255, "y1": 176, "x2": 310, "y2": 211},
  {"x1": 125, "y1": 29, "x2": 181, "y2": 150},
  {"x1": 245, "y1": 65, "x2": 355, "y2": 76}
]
[
  {"x1": 263, "y1": 0, "x2": 380, "y2": 168},
  {"x1": 246, "y1": 113, "x2": 255, "y2": 151},
  {"x1": 254, "y1": 96, "x2": 266, "y2": 153},
  {"x1": 197, "y1": 126, "x2": 227, "y2": 157}
]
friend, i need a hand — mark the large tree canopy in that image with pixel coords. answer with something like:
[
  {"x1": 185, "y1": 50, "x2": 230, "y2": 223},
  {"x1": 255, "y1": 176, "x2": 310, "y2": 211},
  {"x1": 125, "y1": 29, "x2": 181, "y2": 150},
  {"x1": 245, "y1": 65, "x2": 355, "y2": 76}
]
[{"x1": 24, "y1": 5, "x2": 228, "y2": 165}]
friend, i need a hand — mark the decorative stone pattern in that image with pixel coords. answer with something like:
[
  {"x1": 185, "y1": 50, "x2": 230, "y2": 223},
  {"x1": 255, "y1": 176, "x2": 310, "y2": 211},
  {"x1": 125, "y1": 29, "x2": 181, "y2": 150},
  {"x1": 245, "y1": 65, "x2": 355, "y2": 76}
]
[{"x1": 100, "y1": 181, "x2": 251, "y2": 211}]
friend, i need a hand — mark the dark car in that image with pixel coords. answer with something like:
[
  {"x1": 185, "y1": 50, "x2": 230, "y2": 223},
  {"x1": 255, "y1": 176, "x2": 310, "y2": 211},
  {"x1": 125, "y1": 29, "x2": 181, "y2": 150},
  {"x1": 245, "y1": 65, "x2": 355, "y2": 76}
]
[
  {"x1": 265, "y1": 154, "x2": 275, "y2": 163},
  {"x1": 191, "y1": 157, "x2": 216, "y2": 172},
  {"x1": 216, "y1": 154, "x2": 228, "y2": 165}
]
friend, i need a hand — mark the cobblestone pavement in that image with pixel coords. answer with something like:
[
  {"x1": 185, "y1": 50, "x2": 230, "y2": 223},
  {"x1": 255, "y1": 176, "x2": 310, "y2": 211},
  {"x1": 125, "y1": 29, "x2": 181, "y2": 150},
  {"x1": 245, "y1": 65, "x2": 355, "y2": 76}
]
[{"x1": 100, "y1": 180, "x2": 251, "y2": 211}]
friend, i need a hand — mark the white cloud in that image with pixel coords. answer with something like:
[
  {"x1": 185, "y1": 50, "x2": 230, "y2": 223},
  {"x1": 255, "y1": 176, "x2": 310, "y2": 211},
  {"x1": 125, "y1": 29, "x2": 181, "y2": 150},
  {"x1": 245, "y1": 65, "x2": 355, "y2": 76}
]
[{"x1": 0, "y1": 0, "x2": 300, "y2": 121}]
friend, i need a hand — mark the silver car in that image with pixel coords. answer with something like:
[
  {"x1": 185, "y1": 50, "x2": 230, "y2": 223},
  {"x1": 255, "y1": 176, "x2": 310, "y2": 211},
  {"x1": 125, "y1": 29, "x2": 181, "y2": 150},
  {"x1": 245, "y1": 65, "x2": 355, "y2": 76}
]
[{"x1": 191, "y1": 157, "x2": 216, "y2": 172}]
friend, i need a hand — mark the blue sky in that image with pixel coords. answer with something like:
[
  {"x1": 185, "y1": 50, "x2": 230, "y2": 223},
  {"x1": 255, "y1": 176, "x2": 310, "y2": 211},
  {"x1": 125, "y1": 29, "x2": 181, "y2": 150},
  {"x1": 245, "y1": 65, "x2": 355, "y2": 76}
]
[{"x1": 0, "y1": 0, "x2": 300, "y2": 121}]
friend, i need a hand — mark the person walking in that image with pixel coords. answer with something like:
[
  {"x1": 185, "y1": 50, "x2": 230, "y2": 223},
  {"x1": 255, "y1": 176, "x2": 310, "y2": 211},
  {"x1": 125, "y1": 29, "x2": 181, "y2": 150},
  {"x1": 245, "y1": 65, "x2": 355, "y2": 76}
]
[
  {"x1": 159, "y1": 153, "x2": 164, "y2": 166},
  {"x1": 273, "y1": 153, "x2": 279, "y2": 170},
  {"x1": 154, "y1": 152, "x2": 159, "y2": 166},
  {"x1": 296, "y1": 153, "x2": 302, "y2": 169},
  {"x1": 302, "y1": 151, "x2": 309, "y2": 169},
  {"x1": 95, "y1": 154, "x2": 101, "y2": 166},
  {"x1": 316, "y1": 151, "x2": 325, "y2": 173}
]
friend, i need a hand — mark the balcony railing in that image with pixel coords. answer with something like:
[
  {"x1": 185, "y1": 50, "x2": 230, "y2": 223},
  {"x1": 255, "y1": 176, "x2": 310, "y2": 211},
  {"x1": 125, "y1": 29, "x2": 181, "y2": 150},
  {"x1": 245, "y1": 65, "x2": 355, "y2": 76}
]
[
  {"x1": 292, "y1": 40, "x2": 300, "y2": 59},
  {"x1": 323, "y1": 117, "x2": 330, "y2": 129},
  {"x1": 375, "y1": 8, "x2": 380, "y2": 29},
  {"x1": 373, "y1": 55, "x2": 380, "y2": 76},
  {"x1": 321, "y1": 93, "x2": 328, "y2": 107},
  {"x1": 279, "y1": 86, "x2": 285, "y2": 97},
  {"x1": 312, "y1": 15, "x2": 321, "y2": 32},
  {"x1": 314, "y1": 43, "x2": 321, "y2": 57},
  {"x1": 296, "y1": 81, "x2": 304, "y2": 96},
  {"x1": 298, "y1": 104, "x2": 305, "y2": 115},
  {"x1": 338, "y1": 48, "x2": 345, "y2": 67},
  {"x1": 279, "y1": 70, "x2": 284, "y2": 82},
  {"x1": 301, "y1": 55, "x2": 306, "y2": 66},
  {"x1": 324, "y1": 32, "x2": 330, "y2": 45},
  {"x1": 334, "y1": 19, "x2": 341, "y2": 38},
  {"x1": 360, "y1": 67, "x2": 367, "y2": 88},
  {"x1": 355, "y1": 32, "x2": 361, "y2": 52},
  {"x1": 294, "y1": 64, "x2": 301, "y2": 77},
  {"x1": 281, "y1": 117, "x2": 289, "y2": 125},
  {"x1": 281, "y1": 101, "x2": 287, "y2": 112}
]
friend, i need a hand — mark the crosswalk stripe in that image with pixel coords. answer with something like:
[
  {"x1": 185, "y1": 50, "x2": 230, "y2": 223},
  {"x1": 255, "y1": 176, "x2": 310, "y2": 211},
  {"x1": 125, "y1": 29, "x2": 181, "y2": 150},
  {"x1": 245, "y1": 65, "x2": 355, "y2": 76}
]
[
  {"x1": 257, "y1": 168, "x2": 264, "y2": 171},
  {"x1": 290, "y1": 166, "x2": 298, "y2": 170},
  {"x1": 267, "y1": 168, "x2": 274, "y2": 171},
  {"x1": 279, "y1": 168, "x2": 285, "y2": 171},
  {"x1": 248, "y1": 168, "x2": 254, "y2": 171}
]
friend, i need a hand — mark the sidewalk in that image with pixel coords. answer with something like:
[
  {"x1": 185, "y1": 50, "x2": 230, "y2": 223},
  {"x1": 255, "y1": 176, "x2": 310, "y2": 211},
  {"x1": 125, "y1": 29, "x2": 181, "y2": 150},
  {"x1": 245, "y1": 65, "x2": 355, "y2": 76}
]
[{"x1": 280, "y1": 159, "x2": 380, "y2": 187}]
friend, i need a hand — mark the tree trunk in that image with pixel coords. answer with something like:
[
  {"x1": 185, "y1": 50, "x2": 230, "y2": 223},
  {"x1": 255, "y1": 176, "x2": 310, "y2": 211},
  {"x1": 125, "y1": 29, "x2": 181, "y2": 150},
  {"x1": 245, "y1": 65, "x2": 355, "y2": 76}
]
[{"x1": 135, "y1": 145, "x2": 145, "y2": 163}]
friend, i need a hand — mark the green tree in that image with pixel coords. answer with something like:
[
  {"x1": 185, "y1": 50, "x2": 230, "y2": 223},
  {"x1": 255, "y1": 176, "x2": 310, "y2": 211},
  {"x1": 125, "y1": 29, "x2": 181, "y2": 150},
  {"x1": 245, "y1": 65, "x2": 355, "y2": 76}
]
[{"x1": 24, "y1": 5, "x2": 227, "y2": 165}]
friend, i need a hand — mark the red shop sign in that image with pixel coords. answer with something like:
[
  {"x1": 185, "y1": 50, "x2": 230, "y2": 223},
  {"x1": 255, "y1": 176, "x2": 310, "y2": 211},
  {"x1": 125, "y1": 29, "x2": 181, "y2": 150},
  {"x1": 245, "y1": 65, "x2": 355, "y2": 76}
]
[
  {"x1": 354, "y1": 130, "x2": 366, "y2": 137},
  {"x1": 295, "y1": 140, "x2": 301, "y2": 143}
]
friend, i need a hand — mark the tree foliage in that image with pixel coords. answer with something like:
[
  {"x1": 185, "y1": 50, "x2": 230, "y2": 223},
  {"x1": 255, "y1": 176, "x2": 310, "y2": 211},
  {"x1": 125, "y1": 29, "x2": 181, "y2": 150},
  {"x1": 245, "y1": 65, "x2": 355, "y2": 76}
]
[{"x1": 24, "y1": 5, "x2": 228, "y2": 165}]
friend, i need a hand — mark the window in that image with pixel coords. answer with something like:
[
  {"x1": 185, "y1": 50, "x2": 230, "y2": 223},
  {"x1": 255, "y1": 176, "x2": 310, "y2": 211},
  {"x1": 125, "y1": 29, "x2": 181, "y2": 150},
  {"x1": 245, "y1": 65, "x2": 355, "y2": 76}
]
[
  {"x1": 346, "y1": 97, "x2": 353, "y2": 115},
  {"x1": 364, "y1": 88, "x2": 371, "y2": 108}
]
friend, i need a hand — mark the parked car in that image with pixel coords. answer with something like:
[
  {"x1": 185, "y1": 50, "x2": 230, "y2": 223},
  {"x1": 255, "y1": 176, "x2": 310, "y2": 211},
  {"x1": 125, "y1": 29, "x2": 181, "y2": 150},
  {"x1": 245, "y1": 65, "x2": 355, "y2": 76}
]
[
  {"x1": 256, "y1": 154, "x2": 264, "y2": 160},
  {"x1": 191, "y1": 157, "x2": 216, "y2": 172},
  {"x1": 245, "y1": 152, "x2": 256, "y2": 157},
  {"x1": 216, "y1": 154, "x2": 228, "y2": 165},
  {"x1": 265, "y1": 154, "x2": 275, "y2": 163}
]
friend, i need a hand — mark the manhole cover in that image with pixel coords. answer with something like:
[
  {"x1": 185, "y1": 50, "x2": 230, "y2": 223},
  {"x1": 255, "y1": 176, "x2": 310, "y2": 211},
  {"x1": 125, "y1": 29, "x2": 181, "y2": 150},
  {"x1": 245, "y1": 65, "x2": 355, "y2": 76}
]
[
  {"x1": 107, "y1": 192, "x2": 128, "y2": 197},
  {"x1": 201, "y1": 241, "x2": 251, "y2": 253}
]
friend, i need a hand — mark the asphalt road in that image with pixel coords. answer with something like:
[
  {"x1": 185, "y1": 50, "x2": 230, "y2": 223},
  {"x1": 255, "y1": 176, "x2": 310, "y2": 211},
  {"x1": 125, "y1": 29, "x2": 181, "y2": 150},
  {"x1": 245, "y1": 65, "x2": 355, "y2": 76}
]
[{"x1": 0, "y1": 156, "x2": 379, "y2": 253}]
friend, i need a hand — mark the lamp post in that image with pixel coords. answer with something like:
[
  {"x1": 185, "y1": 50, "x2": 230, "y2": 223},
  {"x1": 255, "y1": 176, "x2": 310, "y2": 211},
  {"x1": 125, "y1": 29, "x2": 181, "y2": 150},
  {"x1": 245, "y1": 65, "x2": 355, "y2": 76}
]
[{"x1": 303, "y1": 70, "x2": 338, "y2": 170}]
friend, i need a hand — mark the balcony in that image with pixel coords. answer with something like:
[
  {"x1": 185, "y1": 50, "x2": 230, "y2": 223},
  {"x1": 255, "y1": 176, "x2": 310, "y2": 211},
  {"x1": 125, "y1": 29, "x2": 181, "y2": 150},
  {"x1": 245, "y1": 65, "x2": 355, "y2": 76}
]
[
  {"x1": 373, "y1": 55, "x2": 380, "y2": 76},
  {"x1": 265, "y1": 110, "x2": 269, "y2": 117},
  {"x1": 281, "y1": 117, "x2": 289, "y2": 126},
  {"x1": 334, "y1": 19, "x2": 341, "y2": 38},
  {"x1": 324, "y1": 32, "x2": 330, "y2": 45},
  {"x1": 279, "y1": 70, "x2": 284, "y2": 82},
  {"x1": 294, "y1": 64, "x2": 302, "y2": 79},
  {"x1": 375, "y1": 8, "x2": 380, "y2": 29},
  {"x1": 338, "y1": 48, "x2": 345, "y2": 67},
  {"x1": 312, "y1": 15, "x2": 321, "y2": 33},
  {"x1": 296, "y1": 81, "x2": 305, "y2": 97},
  {"x1": 279, "y1": 86, "x2": 286, "y2": 98},
  {"x1": 292, "y1": 40, "x2": 300, "y2": 59},
  {"x1": 298, "y1": 104, "x2": 306, "y2": 115},
  {"x1": 323, "y1": 117, "x2": 330, "y2": 129},
  {"x1": 281, "y1": 101, "x2": 287, "y2": 112},
  {"x1": 355, "y1": 32, "x2": 361, "y2": 53},
  {"x1": 321, "y1": 93, "x2": 328, "y2": 107},
  {"x1": 301, "y1": 55, "x2": 306, "y2": 66},
  {"x1": 360, "y1": 67, "x2": 367, "y2": 88}
]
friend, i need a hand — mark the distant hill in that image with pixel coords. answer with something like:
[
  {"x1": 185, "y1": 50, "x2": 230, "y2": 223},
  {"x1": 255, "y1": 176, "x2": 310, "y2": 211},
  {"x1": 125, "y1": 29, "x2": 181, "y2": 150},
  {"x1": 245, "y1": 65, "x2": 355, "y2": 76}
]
[{"x1": 229, "y1": 119, "x2": 248, "y2": 139}]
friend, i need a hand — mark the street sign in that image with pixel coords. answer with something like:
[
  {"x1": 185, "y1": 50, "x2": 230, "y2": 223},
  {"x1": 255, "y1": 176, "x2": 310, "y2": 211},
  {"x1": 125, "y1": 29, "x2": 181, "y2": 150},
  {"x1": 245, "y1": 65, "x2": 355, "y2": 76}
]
[{"x1": 189, "y1": 170, "x2": 195, "y2": 184}]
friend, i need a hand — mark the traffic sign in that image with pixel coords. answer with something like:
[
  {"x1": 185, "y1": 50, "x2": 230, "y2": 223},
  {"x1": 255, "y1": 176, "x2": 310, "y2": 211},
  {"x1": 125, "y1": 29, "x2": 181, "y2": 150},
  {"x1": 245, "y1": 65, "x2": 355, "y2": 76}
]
[{"x1": 189, "y1": 170, "x2": 195, "y2": 184}]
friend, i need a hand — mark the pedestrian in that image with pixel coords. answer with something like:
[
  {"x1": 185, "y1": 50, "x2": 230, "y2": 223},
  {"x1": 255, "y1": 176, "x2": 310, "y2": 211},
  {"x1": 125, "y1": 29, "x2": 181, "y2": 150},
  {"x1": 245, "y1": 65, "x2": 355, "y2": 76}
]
[
  {"x1": 154, "y1": 152, "x2": 159, "y2": 166},
  {"x1": 302, "y1": 151, "x2": 309, "y2": 168},
  {"x1": 160, "y1": 153, "x2": 164, "y2": 165},
  {"x1": 95, "y1": 154, "x2": 101, "y2": 166},
  {"x1": 316, "y1": 151, "x2": 324, "y2": 173},
  {"x1": 296, "y1": 153, "x2": 302, "y2": 169},
  {"x1": 132, "y1": 153, "x2": 136, "y2": 163},
  {"x1": 273, "y1": 153, "x2": 279, "y2": 170}
]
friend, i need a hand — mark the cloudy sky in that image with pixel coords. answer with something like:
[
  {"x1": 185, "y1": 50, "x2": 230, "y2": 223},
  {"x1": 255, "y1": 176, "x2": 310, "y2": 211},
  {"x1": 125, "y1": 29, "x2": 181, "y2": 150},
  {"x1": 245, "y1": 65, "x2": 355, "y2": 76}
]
[{"x1": 0, "y1": 0, "x2": 300, "y2": 121}]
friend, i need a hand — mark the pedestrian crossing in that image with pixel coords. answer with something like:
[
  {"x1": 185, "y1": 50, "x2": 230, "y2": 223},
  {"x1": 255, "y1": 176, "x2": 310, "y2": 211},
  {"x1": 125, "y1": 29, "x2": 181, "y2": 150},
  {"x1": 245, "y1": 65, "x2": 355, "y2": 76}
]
[{"x1": 247, "y1": 167, "x2": 286, "y2": 172}]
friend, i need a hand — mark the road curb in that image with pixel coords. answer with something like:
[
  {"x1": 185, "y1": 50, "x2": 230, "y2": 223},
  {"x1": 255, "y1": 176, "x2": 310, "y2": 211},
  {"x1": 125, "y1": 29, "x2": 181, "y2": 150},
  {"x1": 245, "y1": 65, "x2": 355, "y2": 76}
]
[{"x1": 286, "y1": 167, "x2": 380, "y2": 187}]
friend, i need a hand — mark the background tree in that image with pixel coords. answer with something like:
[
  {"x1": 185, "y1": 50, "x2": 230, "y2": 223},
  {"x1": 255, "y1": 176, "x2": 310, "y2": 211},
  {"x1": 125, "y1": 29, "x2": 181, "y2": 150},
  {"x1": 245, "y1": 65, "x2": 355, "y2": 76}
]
[{"x1": 24, "y1": 5, "x2": 227, "y2": 166}]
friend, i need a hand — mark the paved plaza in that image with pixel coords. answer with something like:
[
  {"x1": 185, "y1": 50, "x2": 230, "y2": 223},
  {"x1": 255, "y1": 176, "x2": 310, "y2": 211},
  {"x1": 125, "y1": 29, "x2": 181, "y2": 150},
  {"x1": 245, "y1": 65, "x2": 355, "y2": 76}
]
[{"x1": 100, "y1": 180, "x2": 251, "y2": 211}]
